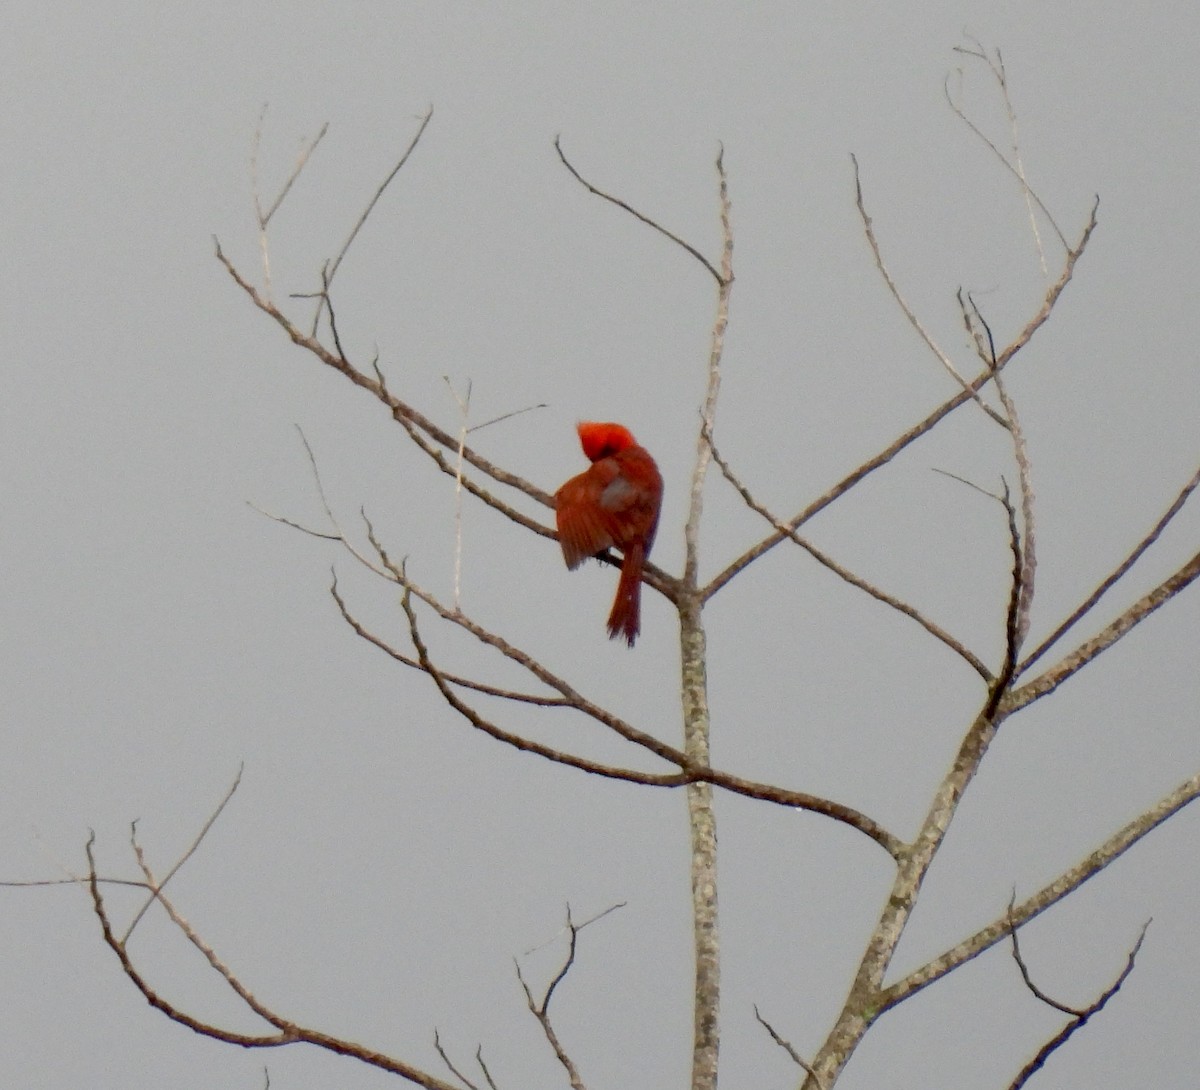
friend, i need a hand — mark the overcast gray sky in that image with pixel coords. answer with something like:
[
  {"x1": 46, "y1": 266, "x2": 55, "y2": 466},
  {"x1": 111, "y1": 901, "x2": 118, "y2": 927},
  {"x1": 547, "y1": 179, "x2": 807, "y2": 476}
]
[{"x1": 3, "y1": 3, "x2": 1198, "y2": 1088}]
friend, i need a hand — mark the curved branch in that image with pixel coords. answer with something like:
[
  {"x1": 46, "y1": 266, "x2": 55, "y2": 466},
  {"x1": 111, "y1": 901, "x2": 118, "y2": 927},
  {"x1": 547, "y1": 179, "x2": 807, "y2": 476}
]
[
  {"x1": 86, "y1": 833, "x2": 464, "y2": 1089},
  {"x1": 1006, "y1": 920, "x2": 1148, "y2": 1090}
]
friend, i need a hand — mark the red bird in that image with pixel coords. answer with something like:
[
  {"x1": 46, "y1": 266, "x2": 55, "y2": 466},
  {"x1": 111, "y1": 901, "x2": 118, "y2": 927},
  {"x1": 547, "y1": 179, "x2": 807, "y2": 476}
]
[{"x1": 555, "y1": 421, "x2": 663, "y2": 646}]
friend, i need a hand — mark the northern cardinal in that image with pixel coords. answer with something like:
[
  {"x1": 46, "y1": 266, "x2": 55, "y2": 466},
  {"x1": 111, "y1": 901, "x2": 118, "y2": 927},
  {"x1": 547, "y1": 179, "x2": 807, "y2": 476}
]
[{"x1": 555, "y1": 421, "x2": 663, "y2": 646}]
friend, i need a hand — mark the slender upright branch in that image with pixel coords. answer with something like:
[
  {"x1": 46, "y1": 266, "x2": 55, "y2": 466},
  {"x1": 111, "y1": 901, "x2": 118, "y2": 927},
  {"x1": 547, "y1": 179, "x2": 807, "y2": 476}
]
[
  {"x1": 514, "y1": 904, "x2": 621, "y2": 1090},
  {"x1": 678, "y1": 145, "x2": 734, "y2": 1090}
]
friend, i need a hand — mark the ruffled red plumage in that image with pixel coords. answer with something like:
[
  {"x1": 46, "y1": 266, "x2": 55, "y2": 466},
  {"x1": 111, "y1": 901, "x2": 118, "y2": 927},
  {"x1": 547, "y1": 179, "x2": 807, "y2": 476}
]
[{"x1": 555, "y1": 422, "x2": 663, "y2": 646}]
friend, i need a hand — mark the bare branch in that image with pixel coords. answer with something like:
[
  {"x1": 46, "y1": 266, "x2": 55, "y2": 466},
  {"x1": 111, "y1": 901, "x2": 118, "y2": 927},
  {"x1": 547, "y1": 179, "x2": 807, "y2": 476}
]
[
  {"x1": 86, "y1": 830, "x2": 463, "y2": 1089},
  {"x1": 131, "y1": 830, "x2": 287, "y2": 1027},
  {"x1": 1011, "y1": 548, "x2": 1200, "y2": 710},
  {"x1": 516, "y1": 904, "x2": 620, "y2": 1090},
  {"x1": 707, "y1": 426, "x2": 990, "y2": 679},
  {"x1": 86, "y1": 831, "x2": 290, "y2": 1048},
  {"x1": 685, "y1": 145, "x2": 734, "y2": 589},
  {"x1": 444, "y1": 376, "x2": 472, "y2": 612},
  {"x1": 1019, "y1": 462, "x2": 1200, "y2": 676},
  {"x1": 1006, "y1": 919, "x2": 1150, "y2": 1090},
  {"x1": 332, "y1": 576, "x2": 572, "y2": 706},
  {"x1": 387, "y1": 556, "x2": 687, "y2": 766},
  {"x1": 474, "y1": 1047, "x2": 499, "y2": 1090},
  {"x1": 704, "y1": 197, "x2": 1098, "y2": 601},
  {"x1": 434, "y1": 1030, "x2": 481, "y2": 1090},
  {"x1": 753, "y1": 1006, "x2": 826, "y2": 1090},
  {"x1": 964, "y1": 295, "x2": 1036, "y2": 649},
  {"x1": 882, "y1": 770, "x2": 1199, "y2": 1006},
  {"x1": 852, "y1": 155, "x2": 1005, "y2": 424},
  {"x1": 214, "y1": 239, "x2": 559, "y2": 524},
  {"x1": 254, "y1": 111, "x2": 330, "y2": 230},
  {"x1": 365, "y1": 552, "x2": 903, "y2": 853},
  {"x1": 121, "y1": 766, "x2": 244, "y2": 943},
  {"x1": 251, "y1": 108, "x2": 329, "y2": 297},
  {"x1": 1006, "y1": 893, "x2": 1084, "y2": 1016},
  {"x1": 325, "y1": 107, "x2": 433, "y2": 290},
  {"x1": 554, "y1": 136, "x2": 726, "y2": 286},
  {"x1": 947, "y1": 40, "x2": 1068, "y2": 254}
]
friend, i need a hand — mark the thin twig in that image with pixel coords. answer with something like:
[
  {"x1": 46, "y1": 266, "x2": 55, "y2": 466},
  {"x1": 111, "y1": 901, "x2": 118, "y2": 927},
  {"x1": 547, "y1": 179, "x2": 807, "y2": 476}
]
[
  {"x1": 325, "y1": 107, "x2": 433, "y2": 290},
  {"x1": 1006, "y1": 893, "x2": 1082, "y2": 1016},
  {"x1": 516, "y1": 904, "x2": 620, "y2": 1090},
  {"x1": 947, "y1": 41, "x2": 1068, "y2": 253},
  {"x1": 121, "y1": 766, "x2": 244, "y2": 943},
  {"x1": 444, "y1": 376, "x2": 471, "y2": 611},
  {"x1": 753, "y1": 1006, "x2": 826, "y2": 1090},
  {"x1": 251, "y1": 108, "x2": 330, "y2": 297},
  {"x1": 1019, "y1": 462, "x2": 1200, "y2": 675},
  {"x1": 707, "y1": 426, "x2": 990, "y2": 679},
  {"x1": 474, "y1": 1047, "x2": 499, "y2": 1090},
  {"x1": 1006, "y1": 919, "x2": 1150, "y2": 1090},
  {"x1": 704, "y1": 197, "x2": 1098, "y2": 601},
  {"x1": 434, "y1": 1030, "x2": 480, "y2": 1090},
  {"x1": 554, "y1": 136, "x2": 726, "y2": 285},
  {"x1": 852, "y1": 155, "x2": 1005, "y2": 423},
  {"x1": 257, "y1": 113, "x2": 330, "y2": 229}
]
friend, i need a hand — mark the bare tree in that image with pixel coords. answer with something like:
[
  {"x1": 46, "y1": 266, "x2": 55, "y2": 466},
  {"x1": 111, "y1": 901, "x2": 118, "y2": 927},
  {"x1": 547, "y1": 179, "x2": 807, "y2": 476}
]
[{"x1": 9, "y1": 43, "x2": 1198, "y2": 1090}]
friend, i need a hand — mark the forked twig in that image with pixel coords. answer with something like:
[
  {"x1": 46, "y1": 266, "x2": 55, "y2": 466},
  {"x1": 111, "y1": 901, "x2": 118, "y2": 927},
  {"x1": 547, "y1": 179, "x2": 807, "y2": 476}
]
[
  {"x1": 1005, "y1": 901, "x2": 1150, "y2": 1090},
  {"x1": 251, "y1": 107, "x2": 329, "y2": 296},
  {"x1": 515, "y1": 903, "x2": 622, "y2": 1090}
]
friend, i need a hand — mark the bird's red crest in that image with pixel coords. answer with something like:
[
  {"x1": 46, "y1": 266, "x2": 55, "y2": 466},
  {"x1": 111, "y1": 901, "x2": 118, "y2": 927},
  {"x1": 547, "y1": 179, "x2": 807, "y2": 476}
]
[{"x1": 577, "y1": 421, "x2": 637, "y2": 462}]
